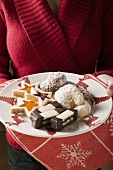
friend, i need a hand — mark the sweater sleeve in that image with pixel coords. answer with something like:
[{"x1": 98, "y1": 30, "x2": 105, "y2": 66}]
[
  {"x1": 93, "y1": 0, "x2": 113, "y2": 77},
  {"x1": 0, "y1": 9, "x2": 12, "y2": 84}
]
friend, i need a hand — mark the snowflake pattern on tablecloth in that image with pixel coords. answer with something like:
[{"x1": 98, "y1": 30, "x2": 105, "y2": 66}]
[{"x1": 57, "y1": 141, "x2": 92, "y2": 169}]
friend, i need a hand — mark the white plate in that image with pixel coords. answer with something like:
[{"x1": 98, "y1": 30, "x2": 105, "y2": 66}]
[{"x1": 0, "y1": 72, "x2": 112, "y2": 138}]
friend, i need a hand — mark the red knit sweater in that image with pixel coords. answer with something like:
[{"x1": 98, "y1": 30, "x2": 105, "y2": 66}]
[{"x1": 0, "y1": 0, "x2": 113, "y2": 149}]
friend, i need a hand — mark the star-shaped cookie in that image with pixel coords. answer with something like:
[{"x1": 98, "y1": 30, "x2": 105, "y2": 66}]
[
  {"x1": 12, "y1": 82, "x2": 35, "y2": 98},
  {"x1": 10, "y1": 99, "x2": 38, "y2": 118}
]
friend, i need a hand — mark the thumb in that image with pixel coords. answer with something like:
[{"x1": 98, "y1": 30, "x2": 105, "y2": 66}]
[{"x1": 106, "y1": 79, "x2": 113, "y2": 97}]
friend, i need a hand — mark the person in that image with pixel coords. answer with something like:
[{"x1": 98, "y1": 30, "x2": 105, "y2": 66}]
[{"x1": 0, "y1": 0, "x2": 113, "y2": 169}]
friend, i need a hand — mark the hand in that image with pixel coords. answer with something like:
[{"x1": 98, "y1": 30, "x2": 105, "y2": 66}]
[{"x1": 97, "y1": 74, "x2": 113, "y2": 97}]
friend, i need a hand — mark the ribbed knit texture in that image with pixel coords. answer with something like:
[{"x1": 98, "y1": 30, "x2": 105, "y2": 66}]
[
  {"x1": 6, "y1": 131, "x2": 23, "y2": 150},
  {"x1": 14, "y1": 0, "x2": 80, "y2": 72},
  {"x1": 58, "y1": 0, "x2": 91, "y2": 50},
  {"x1": 0, "y1": 0, "x2": 113, "y2": 149}
]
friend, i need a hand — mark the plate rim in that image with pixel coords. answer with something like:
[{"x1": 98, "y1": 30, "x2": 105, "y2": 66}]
[{"x1": 0, "y1": 72, "x2": 112, "y2": 137}]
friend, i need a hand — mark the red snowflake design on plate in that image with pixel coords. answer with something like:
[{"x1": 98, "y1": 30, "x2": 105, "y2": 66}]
[
  {"x1": 5, "y1": 115, "x2": 26, "y2": 127},
  {"x1": 0, "y1": 96, "x2": 17, "y2": 105},
  {"x1": 82, "y1": 115, "x2": 101, "y2": 127},
  {"x1": 76, "y1": 74, "x2": 90, "y2": 89},
  {"x1": 18, "y1": 76, "x2": 31, "y2": 87},
  {"x1": 93, "y1": 96, "x2": 110, "y2": 104}
]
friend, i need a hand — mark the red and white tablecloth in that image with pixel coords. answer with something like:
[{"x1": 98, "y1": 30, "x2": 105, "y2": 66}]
[{"x1": 0, "y1": 75, "x2": 113, "y2": 170}]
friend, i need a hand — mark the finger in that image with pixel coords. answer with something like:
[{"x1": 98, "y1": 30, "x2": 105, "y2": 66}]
[
  {"x1": 106, "y1": 79, "x2": 113, "y2": 97},
  {"x1": 107, "y1": 88, "x2": 113, "y2": 97}
]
